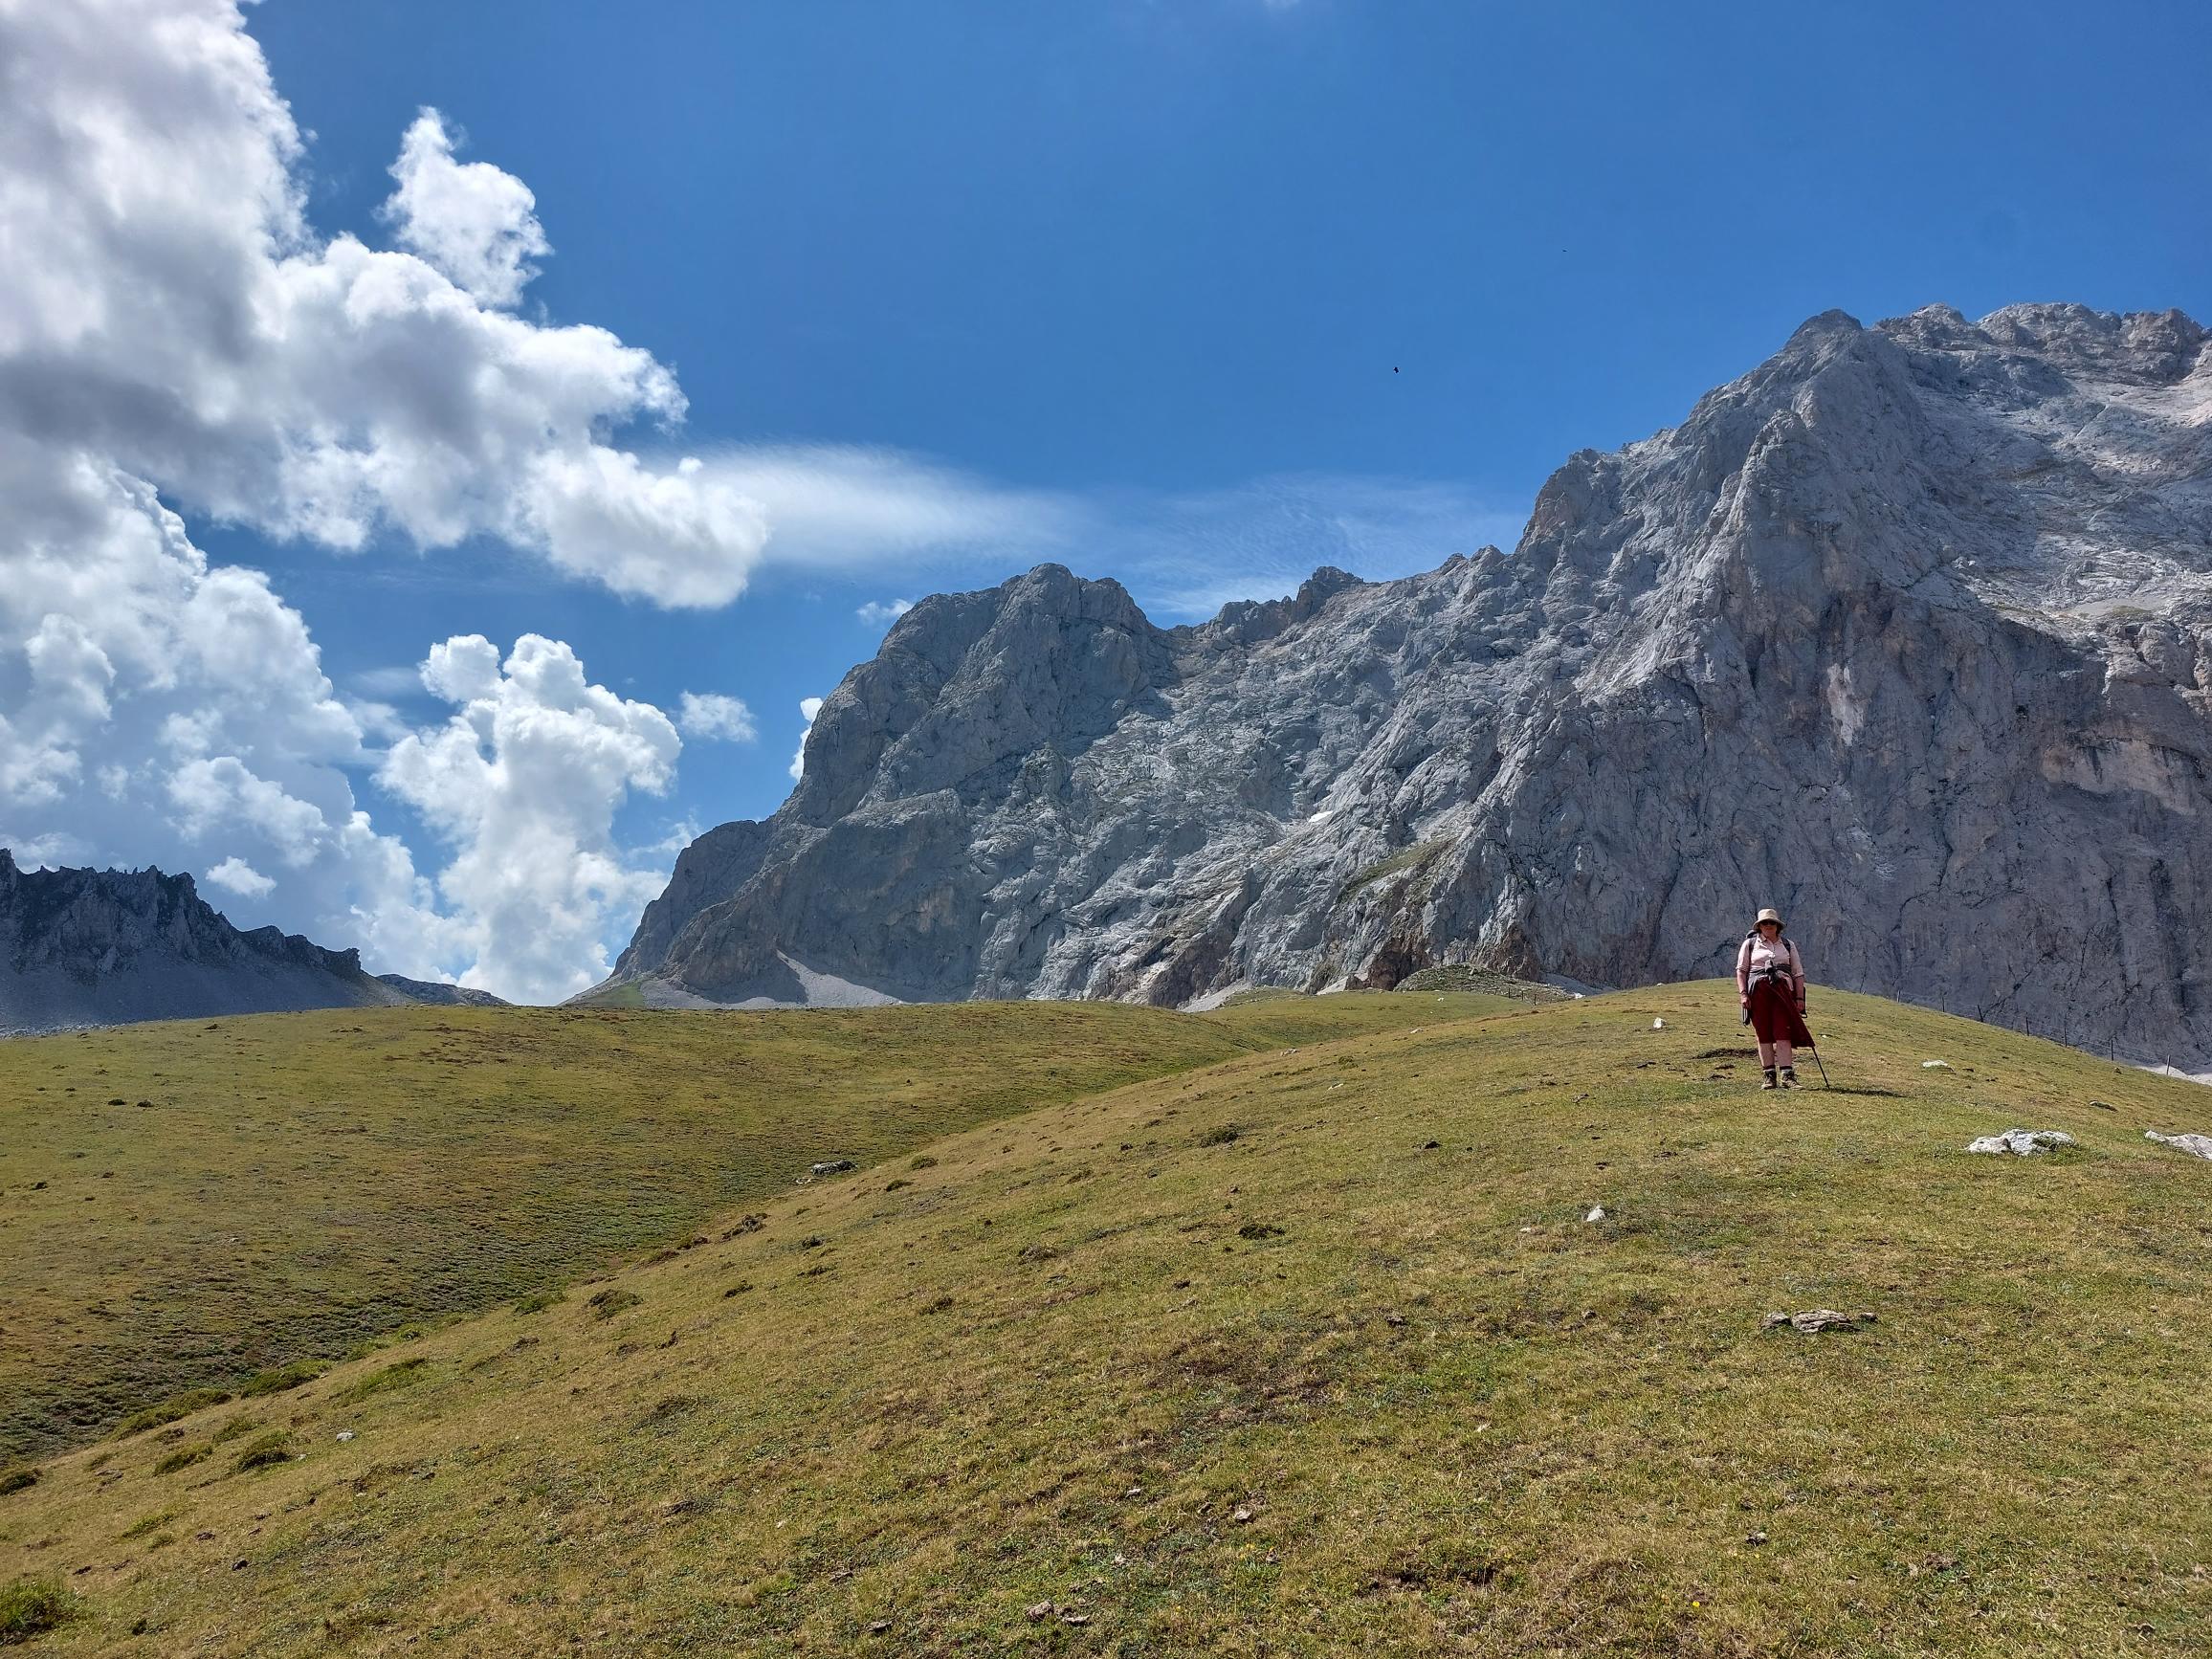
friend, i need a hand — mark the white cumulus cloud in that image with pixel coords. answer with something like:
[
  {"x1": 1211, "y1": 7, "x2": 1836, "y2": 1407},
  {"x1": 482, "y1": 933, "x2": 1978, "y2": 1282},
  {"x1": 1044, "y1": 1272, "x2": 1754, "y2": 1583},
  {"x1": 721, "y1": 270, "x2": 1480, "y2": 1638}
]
[
  {"x1": 382, "y1": 110, "x2": 549, "y2": 309},
  {"x1": 675, "y1": 693, "x2": 758, "y2": 743},
  {"x1": 205, "y1": 856, "x2": 275, "y2": 899},
  {"x1": 0, "y1": 0, "x2": 1069, "y2": 613},
  {"x1": 377, "y1": 635, "x2": 681, "y2": 1003}
]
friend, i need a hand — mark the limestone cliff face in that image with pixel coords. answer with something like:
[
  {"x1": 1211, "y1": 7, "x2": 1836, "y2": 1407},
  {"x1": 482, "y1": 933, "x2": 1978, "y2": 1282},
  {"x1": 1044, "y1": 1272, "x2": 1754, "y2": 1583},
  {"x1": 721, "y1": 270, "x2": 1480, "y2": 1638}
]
[
  {"x1": 614, "y1": 303, "x2": 2212, "y2": 1065},
  {"x1": 0, "y1": 851, "x2": 411, "y2": 1029}
]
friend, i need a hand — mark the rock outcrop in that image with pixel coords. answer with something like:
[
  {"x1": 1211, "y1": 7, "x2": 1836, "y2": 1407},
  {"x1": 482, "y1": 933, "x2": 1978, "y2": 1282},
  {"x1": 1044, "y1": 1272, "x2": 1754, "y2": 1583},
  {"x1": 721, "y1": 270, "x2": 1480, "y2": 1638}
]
[
  {"x1": 0, "y1": 851, "x2": 412, "y2": 1030},
  {"x1": 610, "y1": 303, "x2": 2212, "y2": 1066},
  {"x1": 375, "y1": 974, "x2": 510, "y2": 1008}
]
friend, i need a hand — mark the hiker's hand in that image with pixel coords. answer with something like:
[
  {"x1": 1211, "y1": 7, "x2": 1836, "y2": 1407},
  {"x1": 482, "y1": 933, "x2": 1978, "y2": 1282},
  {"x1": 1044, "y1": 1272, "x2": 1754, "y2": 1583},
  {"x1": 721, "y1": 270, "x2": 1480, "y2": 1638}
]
[{"x1": 1738, "y1": 995, "x2": 1748, "y2": 1008}]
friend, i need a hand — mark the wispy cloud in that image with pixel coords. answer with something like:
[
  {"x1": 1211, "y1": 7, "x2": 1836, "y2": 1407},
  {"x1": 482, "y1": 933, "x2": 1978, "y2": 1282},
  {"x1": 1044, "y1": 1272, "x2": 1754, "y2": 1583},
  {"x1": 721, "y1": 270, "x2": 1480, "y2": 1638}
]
[
  {"x1": 712, "y1": 445, "x2": 1073, "y2": 571},
  {"x1": 702, "y1": 448, "x2": 1526, "y2": 625},
  {"x1": 1073, "y1": 474, "x2": 1527, "y2": 621},
  {"x1": 857, "y1": 597, "x2": 915, "y2": 629},
  {"x1": 354, "y1": 665, "x2": 433, "y2": 697},
  {"x1": 742, "y1": 462, "x2": 1527, "y2": 622}
]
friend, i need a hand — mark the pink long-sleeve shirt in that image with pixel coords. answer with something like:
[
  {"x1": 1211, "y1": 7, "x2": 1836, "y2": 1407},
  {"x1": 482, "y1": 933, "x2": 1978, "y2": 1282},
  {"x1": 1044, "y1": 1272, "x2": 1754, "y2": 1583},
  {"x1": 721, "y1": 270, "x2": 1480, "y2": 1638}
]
[{"x1": 1736, "y1": 933, "x2": 1806, "y2": 1006}]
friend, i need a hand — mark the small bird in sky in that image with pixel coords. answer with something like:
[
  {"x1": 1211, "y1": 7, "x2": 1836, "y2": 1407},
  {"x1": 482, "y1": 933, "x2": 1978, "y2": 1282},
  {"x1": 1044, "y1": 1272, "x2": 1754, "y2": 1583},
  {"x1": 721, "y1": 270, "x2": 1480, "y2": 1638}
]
[{"x1": 1392, "y1": 366, "x2": 1399, "y2": 373}]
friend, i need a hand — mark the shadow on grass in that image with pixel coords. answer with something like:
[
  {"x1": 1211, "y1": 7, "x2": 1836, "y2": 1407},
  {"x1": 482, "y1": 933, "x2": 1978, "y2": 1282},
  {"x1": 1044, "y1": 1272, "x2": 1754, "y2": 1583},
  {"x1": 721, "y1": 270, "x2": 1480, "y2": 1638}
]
[{"x1": 1819, "y1": 1085, "x2": 1907, "y2": 1097}]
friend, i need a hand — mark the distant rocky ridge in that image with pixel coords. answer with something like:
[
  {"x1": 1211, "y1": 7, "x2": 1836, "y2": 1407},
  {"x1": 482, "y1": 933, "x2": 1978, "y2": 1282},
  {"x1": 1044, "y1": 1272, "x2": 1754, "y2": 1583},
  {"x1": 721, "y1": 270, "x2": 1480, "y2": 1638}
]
[
  {"x1": 608, "y1": 302, "x2": 2212, "y2": 1067},
  {"x1": 375, "y1": 974, "x2": 510, "y2": 1008},
  {"x1": 1, "y1": 851, "x2": 430, "y2": 1030}
]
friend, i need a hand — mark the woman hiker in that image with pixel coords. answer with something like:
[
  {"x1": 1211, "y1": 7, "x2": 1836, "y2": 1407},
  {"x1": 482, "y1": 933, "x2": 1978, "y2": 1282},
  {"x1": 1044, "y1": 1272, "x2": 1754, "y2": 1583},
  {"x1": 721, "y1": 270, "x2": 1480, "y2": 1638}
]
[{"x1": 1736, "y1": 907, "x2": 1815, "y2": 1089}]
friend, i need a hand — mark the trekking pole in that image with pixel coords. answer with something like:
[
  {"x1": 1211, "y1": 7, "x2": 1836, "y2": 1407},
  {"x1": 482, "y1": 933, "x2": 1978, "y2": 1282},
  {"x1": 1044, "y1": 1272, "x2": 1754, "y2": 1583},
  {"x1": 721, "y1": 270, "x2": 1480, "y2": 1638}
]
[{"x1": 1808, "y1": 1045, "x2": 1831, "y2": 1088}]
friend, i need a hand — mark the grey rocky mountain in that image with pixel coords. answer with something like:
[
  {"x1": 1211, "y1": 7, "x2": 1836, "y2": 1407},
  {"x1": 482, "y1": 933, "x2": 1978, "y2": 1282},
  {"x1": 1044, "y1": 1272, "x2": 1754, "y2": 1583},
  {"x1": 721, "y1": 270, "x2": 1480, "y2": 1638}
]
[
  {"x1": 374, "y1": 974, "x2": 510, "y2": 1008},
  {"x1": 1, "y1": 850, "x2": 412, "y2": 1030},
  {"x1": 608, "y1": 303, "x2": 2212, "y2": 1067}
]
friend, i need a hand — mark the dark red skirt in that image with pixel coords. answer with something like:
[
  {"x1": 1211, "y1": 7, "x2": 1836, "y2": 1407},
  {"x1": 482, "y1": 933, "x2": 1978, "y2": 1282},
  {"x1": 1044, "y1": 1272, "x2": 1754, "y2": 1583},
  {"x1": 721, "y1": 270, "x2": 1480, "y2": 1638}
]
[{"x1": 1747, "y1": 978, "x2": 1815, "y2": 1049}]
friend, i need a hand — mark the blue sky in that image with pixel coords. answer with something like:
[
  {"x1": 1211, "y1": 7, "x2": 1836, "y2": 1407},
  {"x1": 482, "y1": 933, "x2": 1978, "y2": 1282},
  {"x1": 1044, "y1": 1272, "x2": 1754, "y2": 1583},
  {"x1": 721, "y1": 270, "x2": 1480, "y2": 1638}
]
[
  {"x1": 242, "y1": 0, "x2": 2210, "y2": 818},
  {"x1": 4, "y1": 0, "x2": 2207, "y2": 998}
]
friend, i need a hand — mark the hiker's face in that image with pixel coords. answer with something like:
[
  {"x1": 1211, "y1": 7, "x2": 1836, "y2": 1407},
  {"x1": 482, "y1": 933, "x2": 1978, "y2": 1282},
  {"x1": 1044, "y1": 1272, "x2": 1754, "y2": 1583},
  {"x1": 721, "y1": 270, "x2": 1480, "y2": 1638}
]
[{"x1": 1758, "y1": 921, "x2": 1780, "y2": 939}]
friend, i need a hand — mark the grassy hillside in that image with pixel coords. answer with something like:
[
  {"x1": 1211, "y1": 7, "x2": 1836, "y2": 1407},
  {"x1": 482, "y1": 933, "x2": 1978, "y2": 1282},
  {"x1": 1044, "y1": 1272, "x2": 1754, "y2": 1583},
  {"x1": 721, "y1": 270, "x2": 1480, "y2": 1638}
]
[
  {"x1": 0, "y1": 993, "x2": 1512, "y2": 1465},
  {"x1": 5, "y1": 983, "x2": 2210, "y2": 1655}
]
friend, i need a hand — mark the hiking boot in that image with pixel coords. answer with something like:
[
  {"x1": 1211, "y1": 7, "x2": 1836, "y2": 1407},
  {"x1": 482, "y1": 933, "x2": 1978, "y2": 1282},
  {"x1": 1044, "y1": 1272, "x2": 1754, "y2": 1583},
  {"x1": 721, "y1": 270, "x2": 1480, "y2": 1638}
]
[
  {"x1": 1780, "y1": 1067, "x2": 1801, "y2": 1089},
  {"x1": 1760, "y1": 1068, "x2": 1779, "y2": 1090}
]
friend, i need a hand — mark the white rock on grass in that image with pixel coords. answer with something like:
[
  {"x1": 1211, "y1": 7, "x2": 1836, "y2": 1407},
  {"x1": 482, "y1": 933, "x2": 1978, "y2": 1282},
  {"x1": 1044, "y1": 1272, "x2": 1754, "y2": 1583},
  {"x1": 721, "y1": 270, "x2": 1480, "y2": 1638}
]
[
  {"x1": 1762, "y1": 1309, "x2": 1877, "y2": 1334},
  {"x1": 1651, "y1": 1018, "x2": 1666, "y2": 1030},
  {"x1": 2146, "y1": 1130, "x2": 2212, "y2": 1161},
  {"x1": 1965, "y1": 1128, "x2": 2075, "y2": 1156},
  {"x1": 1922, "y1": 1060, "x2": 1952, "y2": 1070},
  {"x1": 1585, "y1": 1206, "x2": 1606, "y2": 1223}
]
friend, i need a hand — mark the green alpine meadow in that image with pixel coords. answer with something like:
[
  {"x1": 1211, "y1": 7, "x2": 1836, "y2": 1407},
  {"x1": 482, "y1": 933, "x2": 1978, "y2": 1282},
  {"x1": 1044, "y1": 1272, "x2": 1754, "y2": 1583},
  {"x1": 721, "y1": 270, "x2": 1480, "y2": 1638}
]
[{"x1": 4, "y1": 984, "x2": 2208, "y2": 1655}]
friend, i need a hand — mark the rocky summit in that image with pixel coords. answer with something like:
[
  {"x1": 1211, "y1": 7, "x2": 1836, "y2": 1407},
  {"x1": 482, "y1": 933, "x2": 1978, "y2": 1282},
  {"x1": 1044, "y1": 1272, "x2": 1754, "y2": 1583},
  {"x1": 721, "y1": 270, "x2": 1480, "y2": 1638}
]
[
  {"x1": 609, "y1": 303, "x2": 2212, "y2": 1066},
  {"x1": 0, "y1": 851, "x2": 412, "y2": 1030}
]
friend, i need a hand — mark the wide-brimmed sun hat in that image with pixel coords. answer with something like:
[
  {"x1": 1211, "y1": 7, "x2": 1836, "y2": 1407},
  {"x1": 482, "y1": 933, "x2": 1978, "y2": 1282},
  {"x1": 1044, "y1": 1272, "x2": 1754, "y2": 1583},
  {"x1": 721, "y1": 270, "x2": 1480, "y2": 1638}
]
[{"x1": 1755, "y1": 907, "x2": 1784, "y2": 929}]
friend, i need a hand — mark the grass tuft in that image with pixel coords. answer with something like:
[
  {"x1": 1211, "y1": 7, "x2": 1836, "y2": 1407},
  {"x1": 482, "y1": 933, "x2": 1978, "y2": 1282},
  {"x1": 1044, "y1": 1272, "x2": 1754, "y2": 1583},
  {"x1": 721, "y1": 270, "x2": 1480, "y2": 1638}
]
[
  {"x1": 116, "y1": 1510, "x2": 177, "y2": 1542},
  {"x1": 236, "y1": 1361, "x2": 320, "y2": 1399},
  {"x1": 0, "y1": 1575, "x2": 77, "y2": 1644},
  {"x1": 149, "y1": 1444, "x2": 209, "y2": 1476},
  {"x1": 227, "y1": 1431, "x2": 292, "y2": 1474},
  {"x1": 111, "y1": 1388, "x2": 232, "y2": 1439},
  {"x1": 330, "y1": 1357, "x2": 429, "y2": 1406},
  {"x1": 586, "y1": 1289, "x2": 642, "y2": 1321}
]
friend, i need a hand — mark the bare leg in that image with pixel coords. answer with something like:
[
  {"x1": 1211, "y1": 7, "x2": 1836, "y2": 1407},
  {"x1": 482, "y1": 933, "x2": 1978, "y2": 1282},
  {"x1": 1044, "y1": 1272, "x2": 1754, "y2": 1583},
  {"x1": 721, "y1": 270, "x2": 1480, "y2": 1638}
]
[
  {"x1": 1756, "y1": 1040, "x2": 1775, "y2": 1069},
  {"x1": 1775, "y1": 1040, "x2": 1795, "y2": 1071}
]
